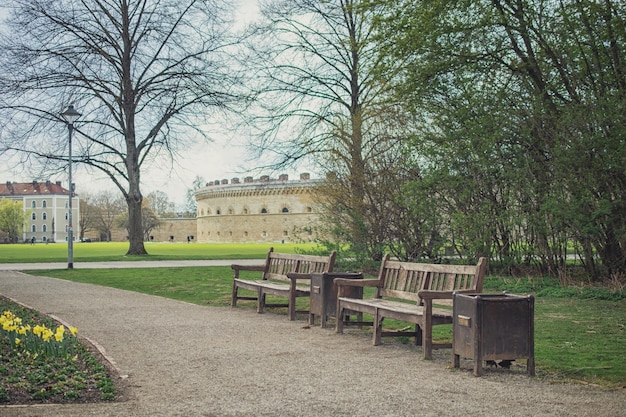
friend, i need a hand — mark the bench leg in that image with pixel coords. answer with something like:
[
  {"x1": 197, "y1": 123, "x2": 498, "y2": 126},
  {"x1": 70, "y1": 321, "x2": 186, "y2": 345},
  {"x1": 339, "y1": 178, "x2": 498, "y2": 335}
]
[
  {"x1": 336, "y1": 303, "x2": 345, "y2": 333},
  {"x1": 373, "y1": 309, "x2": 382, "y2": 346},
  {"x1": 423, "y1": 301, "x2": 433, "y2": 359},
  {"x1": 231, "y1": 282, "x2": 238, "y2": 308},
  {"x1": 414, "y1": 324, "x2": 422, "y2": 346},
  {"x1": 257, "y1": 288, "x2": 265, "y2": 314},
  {"x1": 527, "y1": 356, "x2": 535, "y2": 376},
  {"x1": 288, "y1": 291, "x2": 296, "y2": 321}
]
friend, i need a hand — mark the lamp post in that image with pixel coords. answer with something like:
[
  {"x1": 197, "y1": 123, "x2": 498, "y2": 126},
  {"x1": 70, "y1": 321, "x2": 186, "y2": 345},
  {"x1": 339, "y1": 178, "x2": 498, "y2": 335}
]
[{"x1": 60, "y1": 105, "x2": 81, "y2": 269}]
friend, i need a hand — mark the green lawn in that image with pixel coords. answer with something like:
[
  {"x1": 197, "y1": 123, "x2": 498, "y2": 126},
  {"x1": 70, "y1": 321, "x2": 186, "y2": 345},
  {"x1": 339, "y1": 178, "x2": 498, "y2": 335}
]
[
  {"x1": 0, "y1": 242, "x2": 319, "y2": 263},
  {"x1": 3, "y1": 242, "x2": 624, "y2": 387},
  {"x1": 23, "y1": 265, "x2": 626, "y2": 388}
]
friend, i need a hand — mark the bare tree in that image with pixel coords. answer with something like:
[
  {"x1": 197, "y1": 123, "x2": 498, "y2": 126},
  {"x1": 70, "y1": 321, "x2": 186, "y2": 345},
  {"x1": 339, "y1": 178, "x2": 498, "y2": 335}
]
[
  {"x1": 92, "y1": 190, "x2": 126, "y2": 242},
  {"x1": 247, "y1": 0, "x2": 408, "y2": 260},
  {"x1": 145, "y1": 190, "x2": 175, "y2": 217},
  {"x1": 78, "y1": 192, "x2": 97, "y2": 240},
  {"x1": 184, "y1": 175, "x2": 206, "y2": 216},
  {"x1": 0, "y1": 0, "x2": 243, "y2": 254},
  {"x1": 116, "y1": 200, "x2": 163, "y2": 241}
]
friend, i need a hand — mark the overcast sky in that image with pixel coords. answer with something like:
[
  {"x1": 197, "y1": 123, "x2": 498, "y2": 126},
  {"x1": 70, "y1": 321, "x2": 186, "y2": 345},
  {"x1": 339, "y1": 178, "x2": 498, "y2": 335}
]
[{"x1": 0, "y1": 1, "x2": 316, "y2": 207}]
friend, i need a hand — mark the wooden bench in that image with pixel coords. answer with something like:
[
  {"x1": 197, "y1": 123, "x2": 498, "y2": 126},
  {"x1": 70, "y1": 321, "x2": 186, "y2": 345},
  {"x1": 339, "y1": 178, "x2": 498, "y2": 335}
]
[
  {"x1": 335, "y1": 255, "x2": 488, "y2": 359},
  {"x1": 231, "y1": 248, "x2": 337, "y2": 320}
]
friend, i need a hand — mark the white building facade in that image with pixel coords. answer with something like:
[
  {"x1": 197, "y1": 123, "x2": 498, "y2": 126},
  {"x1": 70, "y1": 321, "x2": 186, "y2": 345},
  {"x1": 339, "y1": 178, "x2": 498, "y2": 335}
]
[{"x1": 0, "y1": 180, "x2": 80, "y2": 243}]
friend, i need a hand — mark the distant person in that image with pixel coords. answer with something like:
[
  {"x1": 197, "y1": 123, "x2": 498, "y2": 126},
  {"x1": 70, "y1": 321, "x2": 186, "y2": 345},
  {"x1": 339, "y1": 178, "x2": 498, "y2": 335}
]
[
  {"x1": 30, "y1": 236, "x2": 35, "y2": 245},
  {"x1": 187, "y1": 236, "x2": 191, "y2": 243}
]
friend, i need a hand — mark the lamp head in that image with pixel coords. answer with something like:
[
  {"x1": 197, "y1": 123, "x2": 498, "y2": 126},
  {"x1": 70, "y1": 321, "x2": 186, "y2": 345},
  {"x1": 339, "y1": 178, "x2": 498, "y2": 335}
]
[{"x1": 61, "y1": 105, "x2": 81, "y2": 125}]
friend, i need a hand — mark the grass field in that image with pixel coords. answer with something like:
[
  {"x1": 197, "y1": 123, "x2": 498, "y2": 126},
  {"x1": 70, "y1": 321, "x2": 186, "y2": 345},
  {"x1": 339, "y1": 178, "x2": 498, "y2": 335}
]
[
  {"x1": 1, "y1": 242, "x2": 625, "y2": 387},
  {"x1": 0, "y1": 242, "x2": 319, "y2": 263}
]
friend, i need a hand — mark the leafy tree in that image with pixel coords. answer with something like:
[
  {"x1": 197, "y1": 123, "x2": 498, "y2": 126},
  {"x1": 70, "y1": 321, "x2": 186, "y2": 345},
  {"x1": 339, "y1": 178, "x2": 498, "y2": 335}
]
[
  {"x1": 377, "y1": 0, "x2": 626, "y2": 278},
  {"x1": 0, "y1": 198, "x2": 27, "y2": 243},
  {"x1": 0, "y1": 0, "x2": 242, "y2": 255}
]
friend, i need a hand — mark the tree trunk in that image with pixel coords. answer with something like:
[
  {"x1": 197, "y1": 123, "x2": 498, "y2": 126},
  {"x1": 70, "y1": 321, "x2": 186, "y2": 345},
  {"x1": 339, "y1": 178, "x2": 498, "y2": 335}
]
[{"x1": 126, "y1": 189, "x2": 147, "y2": 255}]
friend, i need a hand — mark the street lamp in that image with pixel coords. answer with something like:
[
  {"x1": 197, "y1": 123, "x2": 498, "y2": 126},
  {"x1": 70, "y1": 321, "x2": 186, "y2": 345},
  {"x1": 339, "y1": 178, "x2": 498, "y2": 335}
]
[{"x1": 60, "y1": 105, "x2": 81, "y2": 269}]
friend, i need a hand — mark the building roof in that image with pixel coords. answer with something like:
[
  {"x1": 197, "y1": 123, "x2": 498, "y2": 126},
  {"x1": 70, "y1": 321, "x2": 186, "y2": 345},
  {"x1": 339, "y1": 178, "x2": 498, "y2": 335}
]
[{"x1": 0, "y1": 181, "x2": 70, "y2": 197}]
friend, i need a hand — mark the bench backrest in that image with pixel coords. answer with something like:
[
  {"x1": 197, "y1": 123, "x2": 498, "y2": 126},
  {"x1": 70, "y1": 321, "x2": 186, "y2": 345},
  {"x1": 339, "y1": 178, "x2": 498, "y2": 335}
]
[
  {"x1": 376, "y1": 255, "x2": 431, "y2": 302},
  {"x1": 376, "y1": 255, "x2": 488, "y2": 305},
  {"x1": 263, "y1": 247, "x2": 337, "y2": 283}
]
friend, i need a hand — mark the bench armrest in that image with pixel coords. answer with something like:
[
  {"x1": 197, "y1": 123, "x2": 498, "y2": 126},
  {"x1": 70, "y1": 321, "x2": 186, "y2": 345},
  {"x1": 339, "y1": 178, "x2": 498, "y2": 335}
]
[
  {"x1": 418, "y1": 290, "x2": 455, "y2": 300},
  {"x1": 231, "y1": 264, "x2": 265, "y2": 279},
  {"x1": 418, "y1": 288, "x2": 478, "y2": 300},
  {"x1": 334, "y1": 278, "x2": 380, "y2": 288},
  {"x1": 286, "y1": 272, "x2": 314, "y2": 281}
]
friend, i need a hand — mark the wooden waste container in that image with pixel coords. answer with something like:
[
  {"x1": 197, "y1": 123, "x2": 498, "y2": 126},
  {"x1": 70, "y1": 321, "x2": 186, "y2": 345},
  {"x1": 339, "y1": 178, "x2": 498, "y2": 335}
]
[
  {"x1": 309, "y1": 272, "x2": 363, "y2": 328},
  {"x1": 453, "y1": 292, "x2": 535, "y2": 376}
]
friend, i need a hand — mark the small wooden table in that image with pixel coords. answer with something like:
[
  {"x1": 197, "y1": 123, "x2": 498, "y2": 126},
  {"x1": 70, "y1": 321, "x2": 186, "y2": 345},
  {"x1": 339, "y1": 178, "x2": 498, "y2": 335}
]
[{"x1": 309, "y1": 272, "x2": 363, "y2": 328}]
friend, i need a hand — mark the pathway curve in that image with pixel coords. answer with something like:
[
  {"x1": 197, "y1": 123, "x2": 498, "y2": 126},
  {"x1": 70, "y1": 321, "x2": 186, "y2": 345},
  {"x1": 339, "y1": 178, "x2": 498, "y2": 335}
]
[{"x1": 0, "y1": 270, "x2": 624, "y2": 416}]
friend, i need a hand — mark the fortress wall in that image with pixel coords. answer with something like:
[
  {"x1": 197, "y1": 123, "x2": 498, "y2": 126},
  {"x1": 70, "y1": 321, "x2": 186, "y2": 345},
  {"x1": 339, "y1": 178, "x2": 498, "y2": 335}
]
[{"x1": 195, "y1": 174, "x2": 323, "y2": 243}]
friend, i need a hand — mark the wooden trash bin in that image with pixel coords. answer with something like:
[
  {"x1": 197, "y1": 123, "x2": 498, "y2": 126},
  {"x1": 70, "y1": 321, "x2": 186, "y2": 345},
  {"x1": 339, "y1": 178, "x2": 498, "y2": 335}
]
[
  {"x1": 453, "y1": 292, "x2": 535, "y2": 376},
  {"x1": 309, "y1": 272, "x2": 363, "y2": 328}
]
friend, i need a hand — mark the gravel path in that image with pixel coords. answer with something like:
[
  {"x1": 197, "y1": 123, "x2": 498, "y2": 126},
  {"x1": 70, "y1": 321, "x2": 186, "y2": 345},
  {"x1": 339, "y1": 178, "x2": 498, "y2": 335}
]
[{"x1": 1, "y1": 270, "x2": 624, "y2": 417}]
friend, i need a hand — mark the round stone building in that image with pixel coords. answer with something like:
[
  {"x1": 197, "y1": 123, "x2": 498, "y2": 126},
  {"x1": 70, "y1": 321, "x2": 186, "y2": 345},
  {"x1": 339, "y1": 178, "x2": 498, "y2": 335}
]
[{"x1": 195, "y1": 173, "x2": 322, "y2": 243}]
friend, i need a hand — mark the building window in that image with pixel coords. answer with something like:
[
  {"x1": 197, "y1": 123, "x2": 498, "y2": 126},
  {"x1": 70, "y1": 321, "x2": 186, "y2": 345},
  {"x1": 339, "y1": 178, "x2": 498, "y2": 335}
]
[
  {"x1": 65, "y1": 201, "x2": 69, "y2": 208},
  {"x1": 32, "y1": 225, "x2": 36, "y2": 232},
  {"x1": 42, "y1": 225, "x2": 47, "y2": 233},
  {"x1": 282, "y1": 207, "x2": 289, "y2": 213},
  {"x1": 228, "y1": 208, "x2": 234, "y2": 215},
  {"x1": 243, "y1": 208, "x2": 249, "y2": 214},
  {"x1": 42, "y1": 200, "x2": 47, "y2": 208},
  {"x1": 32, "y1": 212, "x2": 36, "y2": 220},
  {"x1": 42, "y1": 212, "x2": 47, "y2": 220},
  {"x1": 261, "y1": 208, "x2": 268, "y2": 214},
  {"x1": 216, "y1": 209, "x2": 221, "y2": 215},
  {"x1": 65, "y1": 212, "x2": 68, "y2": 220},
  {"x1": 283, "y1": 230, "x2": 289, "y2": 236},
  {"x1": 306, "y1": 207, "x2": 312, "y2": 213},
  {"x1": 31, "y1": 201, "x2": 36, "y2": 208}
]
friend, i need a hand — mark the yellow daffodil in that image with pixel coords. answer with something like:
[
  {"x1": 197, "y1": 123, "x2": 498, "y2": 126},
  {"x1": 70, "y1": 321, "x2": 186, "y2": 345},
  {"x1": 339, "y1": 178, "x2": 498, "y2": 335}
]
[
  {"x1": 33, "y1": 324, "x2": 45, "y2": 336},
  {"x1": 15, "y1": 337, "x2": 21, "y2": 345},
  {"x1": 69, "y1": 326, "x2": 78, "y2": 336},
  {"x1": 54, "y1": 331, "x2": 64, "y2": 342},
  {"x1": 42, "y1": 328, "x2": 53, "y2": 342}
]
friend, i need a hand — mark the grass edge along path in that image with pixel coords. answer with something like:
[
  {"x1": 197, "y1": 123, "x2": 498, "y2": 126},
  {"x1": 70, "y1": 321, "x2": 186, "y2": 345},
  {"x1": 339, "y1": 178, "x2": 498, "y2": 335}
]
[{"x1": 23, "y1": 267, "x2": 626, "y2": 389}]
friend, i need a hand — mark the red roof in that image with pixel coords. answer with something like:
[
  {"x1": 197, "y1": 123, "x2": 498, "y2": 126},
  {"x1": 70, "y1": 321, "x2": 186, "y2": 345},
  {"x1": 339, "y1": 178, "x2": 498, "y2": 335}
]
[{"x1": 0, "y1": 181, "x2": 70, "y2": 196}]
